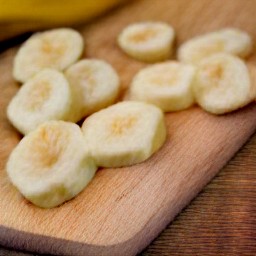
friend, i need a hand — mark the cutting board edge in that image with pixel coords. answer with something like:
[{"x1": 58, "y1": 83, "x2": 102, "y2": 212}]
[
  {"x1": 1, "y1": 122, "x2": 255, "y2": 256},
  {"x1": 123, "y1": 123, "x2": 256, "y2": 256},
  {"x1": 0, "y1": 224, "x2": 143, "y2": 256}
]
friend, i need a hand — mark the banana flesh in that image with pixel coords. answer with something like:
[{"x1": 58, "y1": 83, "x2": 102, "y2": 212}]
[
  {"x1": 13, "y1": 28, "x2": 84, "y2": 83},
  {"x1": 7, "y1": 69, "x2": 72, "y2": 135},
  {"x1": 178, "y1": 28, "x2": 252, "y2": 65},
  {"x1": 82, "y1": 101, "x2": 166, "y2": 168},
  {"x1": 65, "y1": 59, "x2": 120, "y2": 122},
  {"x1": 118, "y1": 21, "x2": 175, "y2": 62},
  {"x1": 128, "y1": 61, "x2": 195, "y2": 111},
  {"x1": 6, "y1": 121, "x2": 97, "y2": 208},
  {"x1": 193, "y1": 53, "x2": 255, "y2": 114}
]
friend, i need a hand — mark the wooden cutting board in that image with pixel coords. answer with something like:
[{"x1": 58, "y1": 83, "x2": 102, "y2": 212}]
[{"x1": 1, "y1": 0, "x2": 256, "y2": 255}]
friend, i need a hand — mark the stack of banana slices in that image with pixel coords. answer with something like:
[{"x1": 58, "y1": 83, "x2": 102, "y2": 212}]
[{"x1": 6, "y1": 24, "x2": 256, "y2": 208}]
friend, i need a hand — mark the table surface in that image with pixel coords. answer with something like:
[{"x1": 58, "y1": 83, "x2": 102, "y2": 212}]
[{"x1": 1, "y1": 132, "x2": 255, "y2": 255}]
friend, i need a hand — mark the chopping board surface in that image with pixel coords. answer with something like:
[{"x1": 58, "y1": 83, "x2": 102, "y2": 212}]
[{"x1": 0, "y1": 0, "x2": 256, "y2": 255}]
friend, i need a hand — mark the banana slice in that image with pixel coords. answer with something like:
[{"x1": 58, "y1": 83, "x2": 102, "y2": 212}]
[
  {"x1": 6, "y1": 121, "x2": 97, "y2": 208},
  {"x1": 7, "y1": 69, "x2": 72, "y2": 135},
  {"x1": 13, "y1": 28, "x2": 84, "y2": 83},
  {"x1": 117, "y1": 22, "x2": 175, "y2": 62},
  {"x1": 81, "y1": 101, "x2": 166, "y2": 168},
  {"x1": 65, "y1": 59, "x2": 120, "y2": 122},
  {"x1": 128, "y1": 61, "x2": 195, "y2": 112},
  {"x1": 178, "y1": 28, "x2": 252, "y2": 65},
  {"x1": 193, "y1": 53, "x2": 255, "y2": 114}
]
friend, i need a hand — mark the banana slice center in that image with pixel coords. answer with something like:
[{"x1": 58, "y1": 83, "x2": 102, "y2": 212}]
[
  {"x1": 111, "y1": 115, "x2": 138, "y2": 135},
  {"x1": 40, "y1": 37, "x2": 66, "y2": 64},
  {"x1": 128, "y1": 28, "x2": 158, "y2": 43},
  {"x1": 204, "y1": 64, "x2": 223, "y2": 79},
  {"x1": 32, "y1": 126, "x2": 66, "y2": 169},
  {"x1": 25, "y1": 81, "x2": 51, "y2": 111},
  {"x1": 202, "y1": 63, "x2": 224, "y2": 85},
  {"x1": 151, "y1": 75, "x2": 177, "y2": 87},
  {"x1": 77, "y1": 67, "x2": 96, "y2": 95},
  {"x1": 149, "y1": 66, "x2": 179, "y2": 86},
  {"x1": 195, "y1": 40, "x2": 225, "y2": 61}
]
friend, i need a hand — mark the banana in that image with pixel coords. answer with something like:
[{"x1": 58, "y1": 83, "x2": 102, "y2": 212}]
[
  {"x1": 127, "y1": 61, "x2": 195, "y2": 112},
  {"x1": 178, "y1": 28, "x2": 252, "y2": 65},
  {"x1": 193, "y1": 53, "x2": 255, "y2": 115},
  {"x1": 7, "y1": 69, "x2": 72, "y2": 135},
  {"x1": 65, "y1": 59, "x2": 120, "y2": 122},
  {"x1": 6, "y1": 121, "x2": 97, "y2": 208},
  {"x1": 81, "y1": 101, "x2": 166, "y2": 168},
  {"x1": 117, "y1": 22, "x2": 175, "y2": 62},
  {"x1": 13, "y1": 28, "x2": 84, "y2": 83},
  {"x1": 0, "y1": 0, "x2": 126, "y2": 41},
  {"x1": 0, "y1": 0, "x2": 125, "y2": 27}
]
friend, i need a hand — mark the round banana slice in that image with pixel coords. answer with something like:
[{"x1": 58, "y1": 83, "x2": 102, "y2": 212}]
[
  {"x1": 81, "y1": 101, "x2": 166, "y2": 168},
  {"x1": 7, "y1": 69, "x2": 72, "y2": 135},
  {"x1": 128, "y1": 61, "x2": 195, "y2": 112},
  {"x1": 117, "y1": 22, "x2": 175, "y2": 62},
  {"x1": 193, "y1": 53, "x2": 254, "y2": 114},
  {"x1": 13, "y1": 28, "x2": 84, "y2": 83},
  {"x1": 178, "y1": 28, "x2": 252, "y2": 65},
  {"x1": 6, "y1": 121, "x2": 97, "y2": 208},
  {"x1": 65, "y1": 59, "x2": 120, "y2": 122}
]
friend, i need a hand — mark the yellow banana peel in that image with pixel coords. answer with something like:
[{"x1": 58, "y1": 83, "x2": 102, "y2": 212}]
[{"x1": 0, "y1": 0, "x2": 126, "y2": 41}]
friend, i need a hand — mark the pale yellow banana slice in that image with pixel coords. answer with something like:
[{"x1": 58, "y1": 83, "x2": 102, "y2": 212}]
[
  {"x1": 193, "y1": 53, "x2": 255, "y2": 114},
  {"x1": 117, "y1": 22, "x2": 175, "y2": 62},
  {"x1": 128, "y1": 61, "x2": 195, "y2": 112},
  {"x1": 6, "y1": 121, "x2": 97, "y2": 208},
  {"x1": 65, "y1": 59, "x2": 120, "y2": 122},
  {"x1": 13, "y1": 28, "x2": 84, "y2": 83},
  {"x1": 81, "y1": 101, "x2": 166, "y2": 167},
  {"x1": 178, "y1": 28, "x2": 252, "y2": 65},
  {"x1": 7, "y1": 69, "x2": 72, "y2": 135}
]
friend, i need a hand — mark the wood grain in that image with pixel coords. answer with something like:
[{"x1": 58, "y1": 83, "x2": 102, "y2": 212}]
[
  {"x1": 0, "y1": 0, "x2": 256, "y2": 255},
  {"x1": 1, "y1": 133, "x2": 255, "y2": 256},
  {"x1": 142, "y1": 133, "x2": 256, "y2": 256}
]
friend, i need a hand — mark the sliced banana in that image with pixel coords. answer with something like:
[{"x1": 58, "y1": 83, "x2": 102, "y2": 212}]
[
  {"x1": 128, "y1": 61, "x2": 195, "y2": 112},
  {"x1": 81, "y1": 101, "x2": 166, "y2": 168},
  {"x1": 13, "y1": 28, "x2": 84, "y2": 83},
  {"x1": 178, "y1": 28, "x2": 252, "y2": 65},
  {"x1": 65, "y1": 59, "x2": 120, "y2": 122},
  {"x1": 117, "y1": 22, "x2": 175, "y2": 62},
  {"x1": 7, "y1": 69, "x2": 72, "y2": 135},
  {"x1": 193, "y1": 53, "x2": 255, "y2": 114},
  {"x1": 6, "y1": 121, "x2": 97, "y2": 208}
]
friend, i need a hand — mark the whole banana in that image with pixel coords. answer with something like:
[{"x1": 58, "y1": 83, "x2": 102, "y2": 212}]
[{"x1": 0, "y1": 0, "x2": 125, "y2": 41}]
